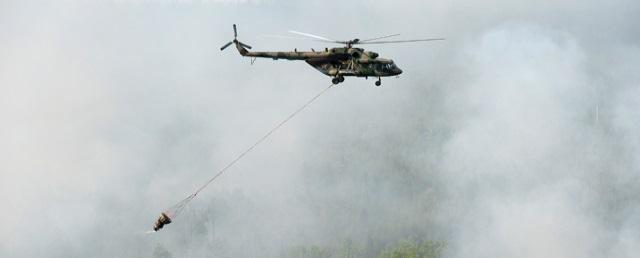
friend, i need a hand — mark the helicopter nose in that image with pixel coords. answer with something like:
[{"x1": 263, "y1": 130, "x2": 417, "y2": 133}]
[{"x1": 396, "y1": 68, "x2": 403, "y2": 75}]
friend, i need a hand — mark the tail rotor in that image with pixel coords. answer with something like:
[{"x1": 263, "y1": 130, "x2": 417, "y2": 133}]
[
  {"x1": 220, "y1": 24, "x2": 252, "y2": 51},
  {"x1": 233, "y1": 24, "x2": 237, "y2": 38},
  {"x1": 220, "y1": 41, "x2": 233, "y2": 51}
]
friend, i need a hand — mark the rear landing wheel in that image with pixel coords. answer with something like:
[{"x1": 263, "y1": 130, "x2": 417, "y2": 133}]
[
  {"x1": 332, "y1": 78, "x2": 340, "y2": 84},
  {"x1": 338, "y1": 76, "x2": 345, "y2": 83}
]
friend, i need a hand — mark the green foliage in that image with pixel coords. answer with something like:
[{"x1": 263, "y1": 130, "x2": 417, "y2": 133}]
[
  {"x1": 282, "y1": 238, "x2": 445, "y2": 258},
  {"x1": 377, "y1": 240, "x2": 445, "y2": 258},
  {"x1": 334, "y1": 238, "x2": 363, "y2": 258}
]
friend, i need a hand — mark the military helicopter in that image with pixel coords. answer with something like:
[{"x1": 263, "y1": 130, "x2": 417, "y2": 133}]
[{"x1": 221, "y1": 25, "x2": 444, "y2": 86}]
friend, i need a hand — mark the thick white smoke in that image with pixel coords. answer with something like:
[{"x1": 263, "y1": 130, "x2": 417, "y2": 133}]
[
  {"x1": 1, "y1": 1, "x2": 639, "y2": 258},
  {"x1": 439, "y1": 24, "x2": 640, "y2": 258}
]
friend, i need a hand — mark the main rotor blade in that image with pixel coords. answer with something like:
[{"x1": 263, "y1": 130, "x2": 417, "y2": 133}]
[
  {"x1": 220, "y1": 41, "x2": 233, "y2": 51},
  {"x1": 358, "y1": 38, "x2": 445, "y2": 44},
  {"x1": 260, "y1": 34, "x2": 308, "y2": 40},
  {"x1": 360, "y1": 33, "x2": 401, "y2": 42},
  {"x1": 288, "y1": 30, "x2": 340, "y2": 43}
]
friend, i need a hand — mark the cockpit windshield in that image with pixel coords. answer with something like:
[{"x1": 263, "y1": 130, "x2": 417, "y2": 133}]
[{"x1": 374, "y1": 63, "x2": 398, "y2": 72}]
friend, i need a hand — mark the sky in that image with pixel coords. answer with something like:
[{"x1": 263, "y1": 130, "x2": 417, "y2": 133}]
[{"x1": 1, "y1": 0, "x2": 640, "y2": 257}]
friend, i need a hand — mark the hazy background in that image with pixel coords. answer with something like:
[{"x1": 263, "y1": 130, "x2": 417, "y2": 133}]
[{"x1": 1, "y1": 0, "x2": 639, "y2": 257}]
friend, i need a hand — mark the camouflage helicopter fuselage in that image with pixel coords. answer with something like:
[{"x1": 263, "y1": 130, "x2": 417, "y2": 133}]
[{"x1": 236, "y1": 42, "x2": 402, "y2": 77}]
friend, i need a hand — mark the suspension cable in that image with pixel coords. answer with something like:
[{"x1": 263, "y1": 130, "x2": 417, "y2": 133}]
[{"x1": 165, "y1": 83, "x2": 335, "y2": 218}]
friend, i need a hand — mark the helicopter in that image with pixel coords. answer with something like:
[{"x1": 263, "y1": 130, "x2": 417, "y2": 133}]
[{"x1": 220, "y1": 25, "x2": 444, "y2": 86}]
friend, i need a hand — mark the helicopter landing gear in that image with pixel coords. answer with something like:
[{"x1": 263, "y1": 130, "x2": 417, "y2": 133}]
[
  {"x1": 375, "y1": 78, "x2": 381, "y2": 86},
  {"x1": 332, "y1": 76, "x2": 345, "y2": 85}
]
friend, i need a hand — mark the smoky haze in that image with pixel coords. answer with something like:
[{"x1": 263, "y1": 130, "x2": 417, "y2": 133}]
[{"x1": 1, "y1": 0, "x2": 639, "y2": 257}]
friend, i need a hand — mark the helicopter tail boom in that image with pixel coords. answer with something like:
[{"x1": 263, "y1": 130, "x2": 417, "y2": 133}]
[{"x1": 221, "y1": 24, "x2": 335, "y2": 61}]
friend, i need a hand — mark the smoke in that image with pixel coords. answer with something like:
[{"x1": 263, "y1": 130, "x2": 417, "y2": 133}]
[
  {"x1": 439, "y1": 24, "x2": 621, "y2": 258},
  {"x1": 1, "y1": 1, "x2": 639, "y2": 257}
]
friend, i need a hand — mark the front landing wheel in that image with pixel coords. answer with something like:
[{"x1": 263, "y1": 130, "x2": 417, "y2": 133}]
[{"x1": 375, "y1": 80, "x2": 381, "y2": 86}]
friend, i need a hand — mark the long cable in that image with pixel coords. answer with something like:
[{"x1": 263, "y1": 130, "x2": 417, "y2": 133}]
[{"x1": 166, "y1": 83, "x2": 335, "y2": 218}]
